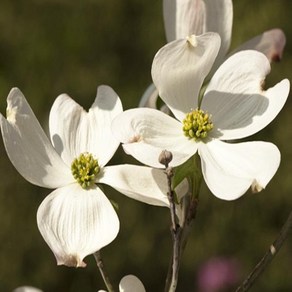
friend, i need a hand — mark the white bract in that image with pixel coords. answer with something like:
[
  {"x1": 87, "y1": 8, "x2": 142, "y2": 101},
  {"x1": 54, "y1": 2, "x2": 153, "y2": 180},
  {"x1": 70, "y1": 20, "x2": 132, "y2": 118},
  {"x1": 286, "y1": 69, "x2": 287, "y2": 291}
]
[
  {"x1": 140, "y1": 0, "x2": 286, "y2": 108},
  {"x1": 163, "y1": 0, "x2": 285, "y2": 64},
  {"x1": 98, "y1": 275, "x2": 146, "y2": 292},
  {"x1": 0, "y1": 86, "x2": 170, "y2": 267},
  {"x1": 13, "y1": 287, "x2": 43, "y2": 292},
  {"x1": 113, "y1": 33, "x2": 290, "y2": 200}
]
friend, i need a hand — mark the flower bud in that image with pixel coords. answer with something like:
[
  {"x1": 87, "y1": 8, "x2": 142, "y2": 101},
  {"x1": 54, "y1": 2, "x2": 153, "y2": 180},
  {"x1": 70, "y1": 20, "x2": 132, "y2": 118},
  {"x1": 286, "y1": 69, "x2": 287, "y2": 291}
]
[{"x1": 159, "y1": 150, "x2": 173, "y2": 166}]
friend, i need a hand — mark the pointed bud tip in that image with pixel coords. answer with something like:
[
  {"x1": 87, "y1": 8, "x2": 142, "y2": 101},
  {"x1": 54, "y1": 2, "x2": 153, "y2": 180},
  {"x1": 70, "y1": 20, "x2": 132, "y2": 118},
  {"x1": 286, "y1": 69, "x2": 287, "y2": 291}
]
[{"x1": 159, "y1": 150, "x2": 173, "y2": 166}]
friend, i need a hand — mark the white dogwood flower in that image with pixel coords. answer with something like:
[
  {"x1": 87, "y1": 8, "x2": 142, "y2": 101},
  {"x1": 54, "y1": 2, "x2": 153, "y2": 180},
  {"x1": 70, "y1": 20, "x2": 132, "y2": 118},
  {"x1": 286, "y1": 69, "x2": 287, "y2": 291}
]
[
  {"x1": 0, "y1": 86, "x2": 170, "y2": 267},
  {"x1": 113, "y1": 33, "x2": 290, "y2": 200},
  {"x1": 163, "y1": 0, "x2": 285, "y2": 63},
  {"x1": 140, "y1": 0, "x2": 286, "y2": 108}
]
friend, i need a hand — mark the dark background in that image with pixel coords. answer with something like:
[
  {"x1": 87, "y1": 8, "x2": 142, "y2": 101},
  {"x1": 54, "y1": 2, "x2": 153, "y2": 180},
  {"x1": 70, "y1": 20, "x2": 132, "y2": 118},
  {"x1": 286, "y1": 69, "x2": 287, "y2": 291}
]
[{"x1": 0, "y1": 0, "x2": 291, "y2": 291}]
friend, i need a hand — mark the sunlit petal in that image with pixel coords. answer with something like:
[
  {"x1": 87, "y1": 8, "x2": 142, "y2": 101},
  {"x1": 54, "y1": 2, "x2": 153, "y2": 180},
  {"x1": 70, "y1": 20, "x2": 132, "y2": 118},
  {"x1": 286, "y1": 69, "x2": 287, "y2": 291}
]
[
  {"x1": 37, "y1": 184, "x2": 119, "y2": 267},
  {"x1": 112, "y1": 108, "x2": 197, "y2": 168},
  {"x1": 199, "y1": 140, "x2": 280, "y2": 200},
  {"x1": 99, "y1": 165, "x2": 170, "y2": 207},
  {"x1": 202, "y1": 50, "x2": 289, "y2": 140},
  {"x1": 49, "y1": 85, "x2": 122, "y2": 167},
  {"x1": 119, "y1": 275, "x2": 146, "y2": 292},
  {"x1": 152, "y1": 33, "x2": 221, "y2": 121},
  {"x1": 49, "y1": 94, "x2": 87, "y2": 165},
  {"x1": 89, "y1": 85, "x2": 123, "y2": 166},
  {"x1": 0, "y1": 88, "x2": 73, "y2": 188}
]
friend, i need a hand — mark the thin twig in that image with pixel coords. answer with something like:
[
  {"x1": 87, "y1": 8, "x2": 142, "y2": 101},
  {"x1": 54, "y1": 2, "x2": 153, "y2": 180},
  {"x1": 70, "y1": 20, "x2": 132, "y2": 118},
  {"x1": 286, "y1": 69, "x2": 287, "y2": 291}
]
[
  {"x1": 235, "y1": 210, "x2": 292, "y2": 292},
  {"x1": 94, "y1": 250, "x2": 115, "y2": 292},
  {"x1": 160, "y1": 150, "x2": 200, "y2": 292},
  {"x1": 165, "y1": 193, "x2": 199, "y2": 292},
  {"x1": 159, "y1": 150, "x2": 180, "y2": 292},
  {"x1": 165, "y1": 164, "x2": 181, "y2": 292},
  {"x1": 166, "y1": 166, "x2": 178, "y2": 231}
]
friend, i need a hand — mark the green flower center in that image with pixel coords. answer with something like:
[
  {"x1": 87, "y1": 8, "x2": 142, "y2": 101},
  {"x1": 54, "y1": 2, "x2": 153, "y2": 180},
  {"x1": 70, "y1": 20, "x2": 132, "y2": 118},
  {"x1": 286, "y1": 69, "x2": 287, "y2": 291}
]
[
  {"x1": 182, "y1": 108, "x2": 213, "y2": 141},
  {"x1": 71, "y1": 152, "x2": 100, "y2": 189}
]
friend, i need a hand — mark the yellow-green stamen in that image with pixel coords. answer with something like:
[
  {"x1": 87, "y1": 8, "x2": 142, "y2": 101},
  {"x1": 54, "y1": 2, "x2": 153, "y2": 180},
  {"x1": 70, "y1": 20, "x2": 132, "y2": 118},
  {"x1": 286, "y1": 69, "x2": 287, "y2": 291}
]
[
  {"x1": 71, "y1": 152, "x2": 100, "y2": 189},
  {"x1": 182, "y1": 108, "x2": 213, "y2": 141}
]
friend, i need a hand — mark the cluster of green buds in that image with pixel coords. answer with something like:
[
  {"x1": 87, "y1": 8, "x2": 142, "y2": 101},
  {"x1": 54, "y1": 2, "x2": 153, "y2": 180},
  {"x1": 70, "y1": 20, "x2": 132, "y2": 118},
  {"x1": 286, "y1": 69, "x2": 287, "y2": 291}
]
[
  {"x1": 182, "y1": 108, "x2": 213, "y2": 141},
  {"x1": 71, "y1": 152, "x2": 100, "y2": 189}
]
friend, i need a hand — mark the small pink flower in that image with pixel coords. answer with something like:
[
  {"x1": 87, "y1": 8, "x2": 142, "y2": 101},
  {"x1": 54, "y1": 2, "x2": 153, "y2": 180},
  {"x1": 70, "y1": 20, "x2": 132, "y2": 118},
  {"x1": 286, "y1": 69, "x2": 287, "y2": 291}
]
[{"x1": 197, "y1": 257, "x2": 241, "y2": 292}]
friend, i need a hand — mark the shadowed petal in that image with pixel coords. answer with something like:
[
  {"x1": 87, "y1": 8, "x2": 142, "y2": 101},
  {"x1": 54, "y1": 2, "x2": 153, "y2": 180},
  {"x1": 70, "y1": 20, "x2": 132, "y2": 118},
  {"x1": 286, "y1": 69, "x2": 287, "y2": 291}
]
[
  {"x1": 230, "y1": 28, "x2": 286, "y2": 62},
  {"x1": 152, "y1": 33, "x2": 221, "y2": 121},
  {"x1": 139, "y1": 83, "x2": 159, "y2": 109},
  {"x1": 202, "y1": 50, "x2": 289, "y2": 140},
  {"x1": 99, "y1": 165, "x2": 170, "y2": 207},
  {"x1": 163, "y1": 0, "x2": 232, "y2": 68},
  {"x1": 0, "y1": 88, "x2": 73, "y2": 188},
  {"x1": 112, "y1": 108, "x2": 197, "y2": 168},
  {"x1": 49, "y1": 85, "x2": 122, "y2": 167},
  {"x1": 199, "y1": 140, "x2": 280, "y2": 200},
  {"x1": 163, "y1": 0, "x2": 206, "y2": 42},
  {"x1": 203, "y1": 0, "x2": 233, "y2": 65},
  {"x1": 37, "y1": 184, "x2": 119, "y2": 267}
]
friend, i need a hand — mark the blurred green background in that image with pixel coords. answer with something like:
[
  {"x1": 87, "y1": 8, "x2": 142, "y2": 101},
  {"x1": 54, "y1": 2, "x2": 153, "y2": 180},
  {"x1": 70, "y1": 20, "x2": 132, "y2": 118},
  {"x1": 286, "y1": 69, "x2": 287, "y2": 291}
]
[{"x1": 0, "y1": 0, "x2": 291, "y2": 291}]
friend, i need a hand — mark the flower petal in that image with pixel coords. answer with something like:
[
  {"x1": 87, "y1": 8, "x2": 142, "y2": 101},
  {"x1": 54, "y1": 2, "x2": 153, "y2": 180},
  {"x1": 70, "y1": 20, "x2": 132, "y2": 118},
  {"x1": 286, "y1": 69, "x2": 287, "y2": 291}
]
[
  {"x1": 37, "y1": 184, "x2": 119, "y2": 267},
  {"x1": 139, "y1": 83, "x2": 159, "y2": 109},
  {"x1": 13, "y1": 287, "x2": 43, "y2": 292},
  {"x1": 198, "y1": 140, "x2": 281, "y2": 200},
  {"x1": 230, "y1": 29, "x2": 286, "y2": 62},
  {"x1": 163, "y1": 0, "x2": 232, "y2": 68},
  {"x1": 203, "y1": 0, "x2": 233, "y2": 66},
  {"x1": 99, "y1": 165, "x2": 170, "y2": 207},
  {"x1": 119, "y1": 275, "x2": 146, "y2": 292},
  {"x1": 163, "y1": 0, "x2": 232, "y2": 45},
  {"x1": 152, "y1": 33, "x2": 221, "y2": 121},
  {"x1": 202, "y1": 50, "x2": 290, "y2": 140},
  {"x1": 112, "y1": 108, "x2": 197, "y2": 168},
  {"x1": 163, "y1": 0, "x2": 206, "y2": 42},
  {"x1": 0, "y1": 88, "x2": 73, "y2": 188},
  {"x1": 49, "y1": 85, "x2": 122, "y2": 167}
]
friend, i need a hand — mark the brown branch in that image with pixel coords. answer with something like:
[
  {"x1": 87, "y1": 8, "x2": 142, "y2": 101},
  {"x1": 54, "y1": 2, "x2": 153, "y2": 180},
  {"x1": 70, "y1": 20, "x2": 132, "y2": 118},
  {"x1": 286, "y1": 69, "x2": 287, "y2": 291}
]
[
  {"x1": 160, "y1": 150, "x2": 199, "y2": 292},
  {"x1": 235, "y1": 210, "x2": 292, "y2": 292}
]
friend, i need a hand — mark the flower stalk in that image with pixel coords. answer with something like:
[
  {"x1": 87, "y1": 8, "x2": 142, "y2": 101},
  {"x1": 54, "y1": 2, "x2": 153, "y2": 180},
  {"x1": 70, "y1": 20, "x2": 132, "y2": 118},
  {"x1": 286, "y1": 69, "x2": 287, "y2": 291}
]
[
  {"x1": 94, "y1": 251, "x2": 116, "y2": 292},
  {"x1": 161, "y1": 151, "x2": 200, "y2": 292}
]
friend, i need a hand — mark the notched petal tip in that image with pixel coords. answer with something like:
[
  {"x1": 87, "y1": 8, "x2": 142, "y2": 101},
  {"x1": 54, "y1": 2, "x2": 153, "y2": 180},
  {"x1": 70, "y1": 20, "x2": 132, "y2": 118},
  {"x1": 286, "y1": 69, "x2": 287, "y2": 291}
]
[
  {"x1": 128, "y1": 134, "x2": 143, "y2": 143},
  {"x1": 5, "y1": 87, "x2": 25, "y2": 123},
  {"x1": 57, "y1": 254, "x2": 87, "y2": 268},
  {"x1": 186, "y1": 35, "x2": 198, "y2": 47},
  {"x1": 6, "y1": 107, "x2": 17, "y2": 124},
  {"x1": 251, "y1": 180, "x2": 264, "y2": 193},
  {"x1": 266, "y1": 28, "x2": 286, "y2": 62}
]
